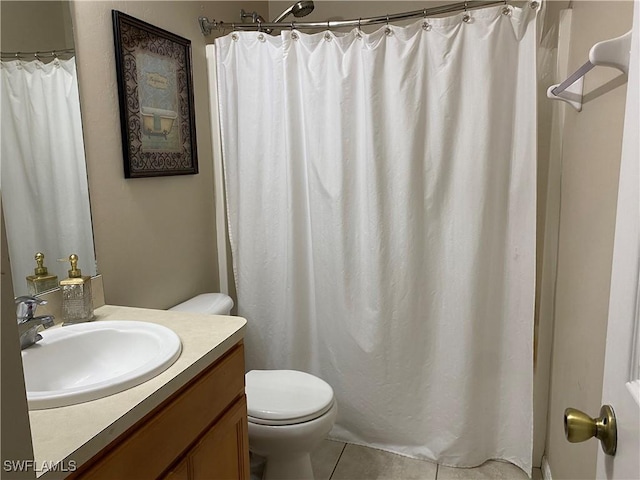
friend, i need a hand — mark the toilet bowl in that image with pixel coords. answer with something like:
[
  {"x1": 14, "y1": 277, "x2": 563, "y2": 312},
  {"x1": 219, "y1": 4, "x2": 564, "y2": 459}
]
[
  {"x1": 246, "y1": 369, "x2": 337, "y2": 480},
  {"x1": 169, "y1": 293, "x2": 337, "y2": 480}
]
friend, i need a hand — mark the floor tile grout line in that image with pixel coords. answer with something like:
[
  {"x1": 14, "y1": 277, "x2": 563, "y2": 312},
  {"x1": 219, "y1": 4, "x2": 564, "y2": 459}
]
[
  {"x1": 321, "y1": 442, "x2": 529, "y2": 480},
  {"x1": 328, "y1": 442, "x2": 348, "y2": 480}
]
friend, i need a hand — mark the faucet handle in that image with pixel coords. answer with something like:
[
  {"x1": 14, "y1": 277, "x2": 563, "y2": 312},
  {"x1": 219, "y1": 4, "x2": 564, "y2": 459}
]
[{"x1": 15, "y1": 296, "x2": 47, "y2": 322}]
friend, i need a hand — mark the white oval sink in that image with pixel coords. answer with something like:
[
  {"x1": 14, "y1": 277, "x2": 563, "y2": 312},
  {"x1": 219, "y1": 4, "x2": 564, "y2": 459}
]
[{"x1": 21, "y1": 321, "x2": 182, "y2": 410}]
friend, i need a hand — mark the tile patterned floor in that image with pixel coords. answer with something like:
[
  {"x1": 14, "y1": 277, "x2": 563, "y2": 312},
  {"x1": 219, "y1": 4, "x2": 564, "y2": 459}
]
[{"x1": 308, "y1": 440, "x2": 543, "y2": 480}]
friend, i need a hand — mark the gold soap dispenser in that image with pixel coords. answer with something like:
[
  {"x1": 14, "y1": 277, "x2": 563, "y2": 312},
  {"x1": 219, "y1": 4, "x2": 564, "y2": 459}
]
[
  {"x1": 60, "y1": 254, "x2": 94, "y2": 325},
  {"x1": 26, "y1": 252, "x2": 59, "y2": 295}
]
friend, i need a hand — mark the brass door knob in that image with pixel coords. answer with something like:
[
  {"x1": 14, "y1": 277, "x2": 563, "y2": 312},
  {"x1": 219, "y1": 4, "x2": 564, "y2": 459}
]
[{"x1": 564, "y1": 405, "x2": 617, "y2": 456}]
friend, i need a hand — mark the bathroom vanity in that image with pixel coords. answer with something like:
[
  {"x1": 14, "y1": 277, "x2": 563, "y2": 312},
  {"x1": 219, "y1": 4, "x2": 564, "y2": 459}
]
[{"x1": 27, "y1": 305, "x2": 249, "y2": 479}]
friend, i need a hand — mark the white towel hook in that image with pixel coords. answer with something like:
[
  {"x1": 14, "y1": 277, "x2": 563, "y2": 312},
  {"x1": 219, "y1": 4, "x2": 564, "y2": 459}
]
[
  {"x1": 590, "y1": 30, "x2": 632, "y2": 74},
  {"x1": 548, "y1": 30, "x2": 632, "y2": 111}
]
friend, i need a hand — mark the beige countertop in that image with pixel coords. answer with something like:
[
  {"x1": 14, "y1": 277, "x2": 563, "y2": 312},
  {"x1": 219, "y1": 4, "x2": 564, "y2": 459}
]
[{"x1": 28, "y1": 304, "x2": 246, "y2": 479}]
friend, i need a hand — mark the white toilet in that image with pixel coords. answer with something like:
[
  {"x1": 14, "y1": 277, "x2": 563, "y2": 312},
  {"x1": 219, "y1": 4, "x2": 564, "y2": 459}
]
[{"x1": 170, "y1": 293, "x2": 337, "y2": 480}]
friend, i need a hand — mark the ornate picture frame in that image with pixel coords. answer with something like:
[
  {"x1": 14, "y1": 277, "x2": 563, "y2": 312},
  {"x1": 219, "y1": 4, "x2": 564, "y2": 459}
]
[{"x1": 112, "y1": 11, "x2": 198, "y2": 178}]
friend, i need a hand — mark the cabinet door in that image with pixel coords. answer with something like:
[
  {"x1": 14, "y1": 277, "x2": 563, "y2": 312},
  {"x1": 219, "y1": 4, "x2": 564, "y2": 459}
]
[
  {"x1": 73, "y1": 344, "x2": 246, "y2": 480},
  {"x1": 190, "y1": 396, "x2": 250, "y2": 480},
  {"x1": 163, "y1": 458, "x2": 189, "y2": 480}
]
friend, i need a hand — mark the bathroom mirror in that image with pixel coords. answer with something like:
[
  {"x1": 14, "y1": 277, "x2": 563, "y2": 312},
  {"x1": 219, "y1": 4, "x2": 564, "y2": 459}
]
[{"x1": 1, "y1": 0, "x2": 97, "y2": 297}]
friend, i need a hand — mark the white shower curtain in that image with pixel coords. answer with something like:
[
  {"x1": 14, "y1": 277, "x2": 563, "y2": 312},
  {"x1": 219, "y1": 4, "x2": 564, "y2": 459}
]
[
  {"x1": 1, "y1": 57, "x2": 95, "y2": 292},
  {"x1": 215, "y1": 4, "x2": 538, "y2": 473}
]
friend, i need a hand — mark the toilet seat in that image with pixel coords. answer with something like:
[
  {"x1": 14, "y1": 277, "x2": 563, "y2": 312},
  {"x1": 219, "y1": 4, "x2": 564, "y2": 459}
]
[{"x1": 246, "y1": 370, "x2": 335, "y2": 426}]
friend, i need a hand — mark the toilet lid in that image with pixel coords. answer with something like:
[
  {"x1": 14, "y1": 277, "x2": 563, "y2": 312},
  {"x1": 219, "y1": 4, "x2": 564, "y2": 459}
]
[{"x1": 246, "y1": 370, "x2": 334, "y2": 425}]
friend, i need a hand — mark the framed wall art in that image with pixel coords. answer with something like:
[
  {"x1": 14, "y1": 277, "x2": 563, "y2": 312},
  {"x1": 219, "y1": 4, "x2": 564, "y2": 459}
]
[{"x1": 112, "y1": 11, "x2": 198, "y2": 178}]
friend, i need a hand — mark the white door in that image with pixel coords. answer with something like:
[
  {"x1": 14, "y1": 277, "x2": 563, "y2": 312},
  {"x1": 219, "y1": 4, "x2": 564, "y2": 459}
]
[{"x1": 597, "y1": 3, "x2": 640, "y2": 479}]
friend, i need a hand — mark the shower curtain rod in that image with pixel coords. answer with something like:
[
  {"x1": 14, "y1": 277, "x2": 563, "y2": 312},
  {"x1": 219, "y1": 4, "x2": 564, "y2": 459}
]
[
  {"x1": 1, "y1": 48, "x2": 75, "y2": 59},
  {"x1": 198, "y1": 0, "x2": 527, "y2": 36}
]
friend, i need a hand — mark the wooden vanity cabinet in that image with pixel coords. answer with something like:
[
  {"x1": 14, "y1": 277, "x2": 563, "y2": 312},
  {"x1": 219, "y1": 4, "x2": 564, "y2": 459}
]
[
  {"x1": 165, "y1": 396, "x2": 248, "y2": 480},
  {"x1": 71, "y1": 343, "x2": 249, "y2": 480}
]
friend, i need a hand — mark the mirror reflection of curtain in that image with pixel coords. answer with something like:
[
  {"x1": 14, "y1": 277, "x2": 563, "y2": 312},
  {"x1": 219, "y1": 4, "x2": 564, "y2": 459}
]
[{"x1": 1, "y1": 57, "x2": 95, "y2": 295}]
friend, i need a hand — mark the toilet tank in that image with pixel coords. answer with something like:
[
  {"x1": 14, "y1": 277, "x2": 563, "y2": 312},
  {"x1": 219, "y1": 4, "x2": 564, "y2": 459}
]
[{"x1": 169, "y1": 293, "x2": 234, "y2": 315}]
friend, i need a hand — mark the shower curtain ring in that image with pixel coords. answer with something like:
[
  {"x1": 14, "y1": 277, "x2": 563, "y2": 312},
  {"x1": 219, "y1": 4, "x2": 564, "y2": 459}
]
[
  {"x1": 462, "y1": 2, "x2": 471, "y2": 23},
  {"x1": 384, "y1": 14, "x2": 393, "y2": 35},
  {"x1": 422, "y1": 9, "x2": 432, "y2": 31}
]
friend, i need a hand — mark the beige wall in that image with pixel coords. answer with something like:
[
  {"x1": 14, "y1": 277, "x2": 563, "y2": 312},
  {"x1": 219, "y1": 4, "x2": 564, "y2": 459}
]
[
  {"x1": 269, "y1": 1, "x2": 455, "y2": 29},
  {"x1": 70, "y1": 1, "x2": 266, "y2": 309},
  {"x1": 1, "y1": 0, "x2": 73, "y2": 52},
  {"x1": 545, "y1": 2, "x2": 632, "y2": 479}
]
